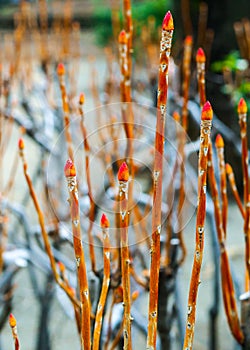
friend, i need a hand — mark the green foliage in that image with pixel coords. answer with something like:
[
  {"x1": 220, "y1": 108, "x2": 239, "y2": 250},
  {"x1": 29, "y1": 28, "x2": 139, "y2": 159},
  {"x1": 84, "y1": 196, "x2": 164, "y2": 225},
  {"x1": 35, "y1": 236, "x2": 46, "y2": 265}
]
[
  {"x1": 211, "y1": 51, "x2": 248, "y2": 72},
  {"x1": 93, "y1": 4, "x2": 114, "y2": 46},
  {"x1": 211, "y1": 50, "x2": 250, "y2": 110},
  {"x1": 93, "y1": 0, "x2": 172, "y2": 46}
]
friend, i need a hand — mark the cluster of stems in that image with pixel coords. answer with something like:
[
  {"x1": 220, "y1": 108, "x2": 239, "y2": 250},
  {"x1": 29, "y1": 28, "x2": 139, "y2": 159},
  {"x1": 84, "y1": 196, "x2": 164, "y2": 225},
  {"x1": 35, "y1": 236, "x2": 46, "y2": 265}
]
[
  {"x1": 10, "y1": 3, "x2": 250, "y2": 349},
  {"x1": 208, "y1": 140, "x2": 244, "y2": 344}
]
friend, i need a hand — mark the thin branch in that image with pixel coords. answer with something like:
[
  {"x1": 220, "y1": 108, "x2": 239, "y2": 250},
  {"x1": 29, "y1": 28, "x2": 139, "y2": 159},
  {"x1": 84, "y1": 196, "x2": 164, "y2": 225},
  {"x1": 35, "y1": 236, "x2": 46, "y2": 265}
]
[
  {"x1": 182, "y1": 101, "x2": 213, "y2": 350},
  {"x1": 18, "y1": 138, "x2": 80, "y2": 309},
  {"x1": 118, "y1": 162, "x2": 132, "y2": 350},
  {"x1": 93, "y1": 214, "x2": 111, "y2": 350},
  {"x1": 215, "y1": 134, "x2": 228, "y2": 236},
  {"x1": 207, "y1": 143, "x2": 244, "y2": 344},
  {"x1": 147, "y1": 11, "x2": 174, "y2": 349},
  {"x1": 64, "y1": 159, "x2": 91, "y2": 350}
]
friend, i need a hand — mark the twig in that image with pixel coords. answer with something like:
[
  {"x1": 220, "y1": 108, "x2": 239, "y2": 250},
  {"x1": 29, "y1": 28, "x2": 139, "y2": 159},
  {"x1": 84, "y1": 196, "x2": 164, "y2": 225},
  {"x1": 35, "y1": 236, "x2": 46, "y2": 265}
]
[
  {"x1": 78, "y1": 93, "x2": 96, "y2": 273},
  {"x1": 109, "y1": 291, "x2": 139, "y2": 350},
  {"x1": 215, "y1": 134, "x2": 228, "y2": 236},
  {"x1": 118, "y1": 162, "x2": 132, "y2": 350},
  {"x1": 182, "y1": 101, "x2": 213, "y2": 350},
  {"x1": 118, "y1": 29, "x2": 134, "y2": 172},
  {"x1": 0, "y1": 214, "x2": 8, "y2": 273},
  {"x1": 165, "y1": 111, "x2": 181, "y2": 267},
  {"x1": 18, "y1": 138, "x2": 80, "y2": 309},
  {"x1": 93, "y1": 214, "x2": 111, "y2": 350},
  {"x1": 207, "y1": 143, "x2": 244, "y2": 344},
  {"x1": 182, "y1": 35, "x2": 192, "y2": 132},
  {"x1": 238, "y1": 98, "x2": 250, "y2": 292},
  {"x1": 64, "y1": 159, "x2": 91, "y2": 350},
  {"x1": 226, "y1": 163, "x2": 245, "y2": 218},
  {"x1": 103, "y1": 287, "x2": 122, "y2": 350},
  {"x1": 123, "y1": 0, "x2": 133, "y2": 75},
  {"x1": 57, "y1": 63, "x2": 74, "y2": 161},
  {"x1": 9, "y1": 314, "x2": 20, "y2": 350},
  {"x1": 238, "y1": 98, "x2": 249, "y2": 208},
  {"x1": 147, "y1": 11, "x2": 174, "y2": 350},
  {"x1": 244, "y1": 195, "x2": 250, "y2": 293}
]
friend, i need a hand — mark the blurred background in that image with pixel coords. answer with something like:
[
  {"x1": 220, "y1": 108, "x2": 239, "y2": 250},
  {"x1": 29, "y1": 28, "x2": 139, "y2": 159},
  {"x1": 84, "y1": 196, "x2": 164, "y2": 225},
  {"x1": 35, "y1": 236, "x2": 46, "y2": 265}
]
[{"x1": 0, "y1": 1, "x2": 249, "y2": 349}]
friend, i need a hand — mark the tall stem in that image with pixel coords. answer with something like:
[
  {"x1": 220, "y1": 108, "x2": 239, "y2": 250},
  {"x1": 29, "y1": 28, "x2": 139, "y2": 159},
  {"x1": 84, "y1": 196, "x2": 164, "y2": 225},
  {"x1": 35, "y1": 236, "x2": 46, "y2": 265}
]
[
  {"x1": 182, "y1": 101, "x2": 213, "y2": 350},
  {"x1": 78, "y1": 93, "x2": 96, "y2": 273},
  {"x1": 93, "y1": 214, "x2": 111, "y2": 350},
  {"x1": 64, "y1": 159, "x2": 91, "y2": 350},
  {"x1": 215, "y1": 134, "x2": 228, "y2": 236},
  {"x1": 118, "y1": 162, "x2": 132, "y2": 350},
  {"x1": 238, "y1": 98, "x2": 250, "y2": 292},
  {"x1": 147, "y1": 11, "x2": 174, "y2": 350},
  {"x1": 207, "y1": 144, "x2": 244, "y2": 344}
]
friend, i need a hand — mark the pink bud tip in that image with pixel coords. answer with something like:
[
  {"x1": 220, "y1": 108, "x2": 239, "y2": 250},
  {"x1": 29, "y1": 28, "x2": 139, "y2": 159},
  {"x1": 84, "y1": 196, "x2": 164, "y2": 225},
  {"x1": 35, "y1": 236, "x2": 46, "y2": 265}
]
[
  {"x1": 18, "y1": 138, "x2": 25, "y2": 150},
  {"x1": 57, "y1": 62, "x2": 65, "y2": 76},
  {"x1": 118, "y1": 30, "x2": 127, "y2": 44},
  {"x1": 215, "y1": 134, "x2": 224, "y2": 148},
  {"x1": 225, "y1": 163, "x2": 233, "y2": 174},
  {"x1": 196, "y1": 48, "x2": 206, "y2": 63},
  {"x1": 101, "y1": 213, "x2": 110, "y2": 228},
  {"x1": 64, "y1": 159, "x2": 76, "y2": 177},
  {"x1": 162, "y1": 11, "x2": 174, "y2": 31},
  {"x1": 9, "y1": 314, "x2": 16, "y2": 327},
  {"x1": 79, "y1": 93, "x2": 85, "y2": 105},
  {"x1": 238, "y1": 98, "x2": 247, "y2": 114},
  {"x1": 201, "y1": 101, "x2": 213, "y2": 120},
  {"x1": 185, "y1": 35, "x2": 193, "y2": 45},
  {"x1": 117, "y1": 162, "x2": 129, "y2": 181}
]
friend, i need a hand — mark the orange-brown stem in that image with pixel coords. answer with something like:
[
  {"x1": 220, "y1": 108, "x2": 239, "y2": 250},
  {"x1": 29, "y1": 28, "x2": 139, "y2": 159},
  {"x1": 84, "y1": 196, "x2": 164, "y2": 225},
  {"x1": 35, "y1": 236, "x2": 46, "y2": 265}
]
[
  {"x1": 147, "y1": 11, "x2": 174, "y2": 349},
  {"x1": 78, "y1": 94, "x2": 96, "y2": 273},
  {"x1": 238, "y1": 98, "x2": 249, "y2": 207},
  {"x1": 123, "y1": 0, "x2": 133, "y2": 76},
  {"x1": 57, "y1": 63, "x2": 74, "y2": 161},
  {"x1": 19, "y1": 140, "x2": 80, "y2": 310},
  {"x1": 118, "y1": 162, "x2": 132, "y2": 350},
  {"x1": 93, "y1": 214, "x2": 111, "y2": 350},
  {"x1": 226, "y1": 163, "x2": 245, "y2": 218},
  {"x1": 215, "y1": 134, "x2": 228, "y2": 236},
  {"x1": 64, "y1": 159, "x2": 91, "y2": 350},
  {"x1": 207, "y1": 144, "x2": 244, "y2": 344},
  {"x1": 238, "y1": 98, "x2": 250, "y2": 292},
  {"x1": 183, "y1": 101, "x2": 213, "y2": 350},
  {"x1": 118, "y1": 30, "x2": 134, "y2": 179}
]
